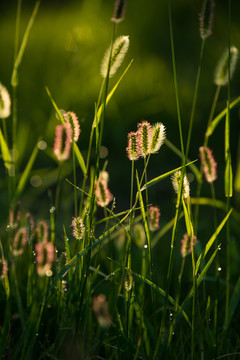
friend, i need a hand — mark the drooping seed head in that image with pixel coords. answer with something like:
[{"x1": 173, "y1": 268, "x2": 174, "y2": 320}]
[
  {"x1": 92, "y1": 294, "x2": 112, "y2": 328},
  {"x1": 95, "y1": 179, "x2": 112, "y2": 207},
  {"x1": 71, "y1": 217, "x2": 85, "y2": 240},
  {"x1": 0, "y1": 259, "x2": 8, "y2": 279},
  {"x1": 199, "y1": 146, "x2": 217, "y2": 183},
  {"x1": 137, "y1": 121, "x2": 152, "y2": 158},
  {"x1": 9, "y1": 201, "x2": 21, "y2": 230},
  {"x1": 100, "y1": 35, "x2": 129, "y2": 78},
  {"x1": 149, "y1": 206, "x2": 160, "y2": 231},
  {"x1": 53, "y1": 123, "x2": 72, "y2": 161},
  {"x1": 214, "y1": 46, "x2": 238, "y2": 86},
  {"x1": 126, "y1": 131, "x2": 140, "y2": 160},
  {"x1": 0, "y1": 82, "x2": 11, "y2": 119},
  {"x1": 111, "y1": 0, "x2": 127, "y2": 23},
  {"x1": 13, "y1": 227, "x2": 28, "y2": 256},
  {"x1": 171, "y1": 170, "x2": 190, "y2": 199},
  {"x1": 180, "y1": 233, "x2": 197, "y2": 258},
  {"x1": 35, "y1": 242, "x2": 55, "y2": 276},
  {"x1": 199, "y1": 0, "x2": 215, "y2": 40},
  {"x1": 149, "y1": 122, "x2": 166, "y2": 154},
  {"x1": 63, "y1": 111, "x2": 80, "y2": 142}
]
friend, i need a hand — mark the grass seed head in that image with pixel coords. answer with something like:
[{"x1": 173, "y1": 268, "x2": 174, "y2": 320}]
[
  {"x1": 171, "y1": 170, "x2": 190, "y2": 199},
  {"x1": 199, "y1": 0, "x2": 215, "y2": 40},
  {"x1": 181, "y1": 233, "x2": 197, "y2": 257},
  {"x1": 149, "y1": 122, "x2": 166, "y2": 154},
  {"x1": 95, "y1": 178, "x2": 112, "y2": 207},
  {"x1": 71, "y1": 217, "x2": 85, "y2": 240},
  {"x1": 126, "y1": 131, "x2": 140, "y2": 160},
  {"x1": 137, "y1": 121, "x2": 152, "y2": 158},
  {"x1": 64, "y1": 111, "x2": 80, "y2": 142},
  {"x1": 111, "y1": 0, "x2": 127, "y2": 23},
  {"x1": 35, "y1": 242, "x2": 55, "y2": 276},
  {"x1": 13, "y1": 228, "x2": 28, "y2": 256},
  {"x1": 53, "y1": 123, "x2": 72, "y2": 161},
  {"x1": 214, "y1": 46, "x2": 238, "y2": 86},
  {"x1": 100, "y1": 35, "x2": 129, "y2": 78},
  {"x1": 0, "y1": 259, "x2": 8, "y2": 279},
  {"x1": 199, "y1": 146, "x2": 217, "y2": 183},
  {"x1": 0, "y1": 82, "x2": 11, "y2": 119},
  {"x1": 149, "y1": 206, "x2": 160, "y2": 231}
]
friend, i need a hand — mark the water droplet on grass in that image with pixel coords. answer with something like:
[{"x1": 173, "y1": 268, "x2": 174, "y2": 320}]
[
  {"x1": 49, "y1": 206, "x2": 55, "y2": 213},
  {"x1": 144, "y1": 244, "x2": 148, "y2": 249},
  {"x1": 218, "y1": 267, "x2": 222, "y2": 272}
]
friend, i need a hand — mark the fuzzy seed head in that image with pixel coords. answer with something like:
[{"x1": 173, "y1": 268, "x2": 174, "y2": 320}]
[
  {"x1": 36, "y1": 220, "x2": 49, "y2": 244},
  {"x1": 171, "y1": 170, "x2": 190, "y2": 199},
  {"x1": 0, "y1": 259, "x2": 8, "y2": 279},
  {"x1": 126, "y1": 131, "x2": 140, "y2": 160},
  {"x1": 199, "y1": 146, "x2": 217, "y2": 183},
  {"x1": 92, "y1": 294, "x2": 112, "y2": 328},
  {"x1": 0, "y1": 82, "x2": 11, "y2": 119},
  {"x1": 180, "y1": 233, "x2": 197, "y2": 258},
  {"x1": 149, "y1": 122, "x2": 166, "y2": 154},
  {"x1": 124, "y1": 270, "x2": 133, "y2": 291},
  {"x1": 214, "y1": 46, "x2": 239, "y2": 86},
  {"x1": 95, "y1": 179, "x2": 112, "y2": 207},
  {"x1": 111, "y1": 0, "x2": 127, "y2": 23},
  {"x1": 9, "y1": 201, "x2": 21, "y2": 230},
  {"x1": 101, "y1": 35, "x2": 129, "y2": 78},
  {"x1": 13, "y1": 227, "x2": 28, "y2": 256},
  {"x1": 35, "y1": 242, "x2": 55, "y2": 276},
  {"x1": 137, "y1": 121, "x2": 152, "y2": 158},
  {"x1": 199, "y1": 0, "x2": 215, "y2": 40},
  {"x1": 149, "y1": 206, "x2": 160, "y2": 231},
  {"x1": 99, "y1": 170, "x2": 109, "y2": 184},
  {"x1": 71, "y1": 217, "x2": 85, "y2": 240},
  {"x1": 53, "y1": 123, "x2": 72, "y2": 161},
  {"x1": 64, "y1": 111, "x2": 80, "y2": 142}
]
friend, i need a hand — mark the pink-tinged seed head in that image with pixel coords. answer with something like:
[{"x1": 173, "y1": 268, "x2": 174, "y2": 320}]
[
  {"x1": 35, "y1": 242, "x2": 55, "y2": 276},
  {"x1": 149, "y1": 206, "x2": 160, "y2": 231},
  {"x1": 180, "y1": 233, "x2": 197, "y2": 258},
  {"x1": 63, "y1": 111, "x2": 81, "y2": 142},
  {"x1": 95, "y1": 179, "x2": 112, "y2": 207},
  {"x1": 92, "y1": 294, "x2": 112, "y2": 328},
  {"x1": 199, "y1": 146, "x2": 217, "y2": 183},
  {"x1": 71, "y1": 217, "x2": 85, "y2": 240},
  {"x1": 0, "y1": 259, "x2": 8, "y2": 279},
  {"x1": 137, "y1": 121, "x2": 152, "y2": 158},
  {"x1": 126, "y1": 131, "x2": 140, "y2": 161},
  {"x1": 199, "y1": 0, "x2": 215, "y2": 40},
  {"x1": 13, "y1": 227, "x2": 28, "y2": 256},
  {"x1": 111, "y1": 0, "x2": 127, "y2": 23},
  {"x1": 53, "y1": 123, "x2": 72, "y2": 161}
]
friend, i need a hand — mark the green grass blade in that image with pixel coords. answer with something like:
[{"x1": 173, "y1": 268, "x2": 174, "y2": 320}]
[
  {"x1": 224, "y1": 276, "x2": 240, "y2": 330},
  {"x1": 136, "y1": 171, "x2": 151, "y2": 275},
  {"x1": 109, "y1": 259, "x2": 191, "y2": 327},
  {"x1": 182, "y1": 199, "x2": 194, "y2": 236},
  {"x1": 195, "y1": 210, "x2": 232, "y2": 275},
  {"x1": 73, "y1": 142, "x2": 87, "y2": 176},
  {"x1": 225, "y1": 107, "x2": 233, "y2": 197},
  {"x1": 0, "y1": 128, "x2": 12, "y2": 170},
  {"x1": 206, "y1": 96, "x2": 240, "y2": 137},
  {"x1": 15, "y1": 137, "x2": 40, "y2": 200},
  {"x1": 141, "y1": 160, "x2": 197, "y2": 191},
  {"x1": 93, "y1": 59, "x2": 134, "y2": 127},
  {"x1": 45, "y1": 87, "x2": 65, "y2": 124},
  {"x1": 11, "y1": 1, "x2": 40, "y2": 87}
]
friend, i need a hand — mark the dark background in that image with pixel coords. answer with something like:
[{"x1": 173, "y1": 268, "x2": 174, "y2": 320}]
[{"x1": 0, "y1": 0, "x2": 240, "y2": 231}]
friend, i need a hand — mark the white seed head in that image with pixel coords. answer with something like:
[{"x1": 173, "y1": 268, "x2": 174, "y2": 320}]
[
  {"x1": 214, "y1": 46, "x2": 238, "y2": 86},
  {"x1": 100, "y1": 35, "x2": 129, "y2": 78},
  {"x1": 171, "y1": 170, "x2": 190, "y2": 199},
  {"x1": 0, "y1": 82, "x2": 11, "y2": 119}
]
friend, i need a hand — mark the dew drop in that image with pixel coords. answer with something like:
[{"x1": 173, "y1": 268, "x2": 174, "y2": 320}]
[
  {"x1": 218, "y1": 247, "x2": 221, "y2": 251},
  {"x1": 6, "y1": 225, "x2": 11, "y2": 231},
  {"x1": 35, "y1": 333, "x2": 39, "y2": 336},
  {"x1": 218, "y1": 267, "x2": 222, "y2": 272},
  {"x1": 144, "y1": 244, "x2": 148, "y2": 249},
  {"x1": 49, "y1": 206, "x2": 55, "y2": 213}
]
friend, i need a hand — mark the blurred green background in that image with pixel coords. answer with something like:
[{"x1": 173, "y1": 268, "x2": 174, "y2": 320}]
[{"x1": 0, "y1": 0, "x2": 240, "y2": 231}]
